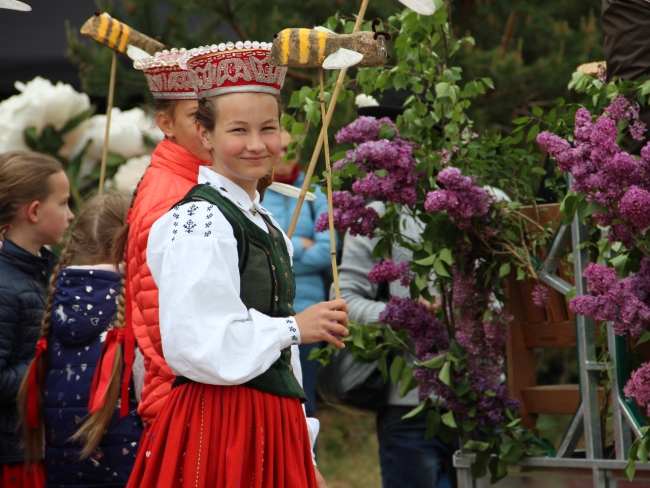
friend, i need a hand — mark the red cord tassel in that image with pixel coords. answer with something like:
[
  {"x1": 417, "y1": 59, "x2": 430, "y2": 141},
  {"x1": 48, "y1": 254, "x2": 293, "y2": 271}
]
[
  {"x1": 26, "y1": 338, "x2": 48, "y2": 428},
  {"x1": 88, "y1": 328, "x2": 124, "y2": 414}
]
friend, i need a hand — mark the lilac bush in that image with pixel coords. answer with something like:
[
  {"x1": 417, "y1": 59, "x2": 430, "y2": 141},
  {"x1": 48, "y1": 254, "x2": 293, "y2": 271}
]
[
  {"x1": 323, "y1": 115, "x2": 524, "y2": 432},
  {"x1": 539, "y1": 105, "x2": 650, "y2": 422}
]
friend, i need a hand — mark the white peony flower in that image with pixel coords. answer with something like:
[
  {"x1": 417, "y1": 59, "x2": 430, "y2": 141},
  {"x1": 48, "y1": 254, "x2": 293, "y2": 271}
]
[
  {"x1": 355, "y1": 94, "x2": 379, "y2": 108},
  {"x1": 71, "y1": 107, "x2": 163, "y2": 168},
  {"x1": 0, "y1": 77, "x2": 90, "y2": 154},
  {"x1": 111, "y1": 155, "x2": 151, "y2": 194}
]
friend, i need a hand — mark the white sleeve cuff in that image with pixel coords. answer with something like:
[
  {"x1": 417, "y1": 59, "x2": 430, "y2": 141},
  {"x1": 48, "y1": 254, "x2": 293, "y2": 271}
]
[{"x1": 271, "y1": 314, "x2": 300, "y2": 348}]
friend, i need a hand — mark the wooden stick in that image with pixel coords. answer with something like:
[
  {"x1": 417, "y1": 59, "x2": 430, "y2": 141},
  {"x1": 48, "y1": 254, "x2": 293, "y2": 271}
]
[
  {"x1": 98, "y1": 50, "x2": 118, "y2": 196},
  {"x1": 319, "y1": 68, "x2": 341, "y2": 300},
  {"x1": 286, "y1": 0, "x2": 371, "y2": 238}
]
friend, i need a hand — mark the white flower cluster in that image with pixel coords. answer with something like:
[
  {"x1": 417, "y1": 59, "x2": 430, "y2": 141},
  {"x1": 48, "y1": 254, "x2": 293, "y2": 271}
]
[
  {"x1": 70, "y1": 107, "x2": 163, "y2": 166},
  {"x1": 0, "y1": 77, "x2": 163, "y2": 185},
  {"x1": 107, "y1": 155, "x2": 151, "y2": 194},
  {"x1": 355, "y1": 94, "x2": 379, "y2": 108},
  {"x1": 0, "y1": 77, "x2": 90, "y2": 155}
]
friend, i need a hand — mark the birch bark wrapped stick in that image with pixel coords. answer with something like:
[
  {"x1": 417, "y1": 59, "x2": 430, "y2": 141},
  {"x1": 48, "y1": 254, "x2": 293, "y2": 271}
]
[{"x1": 80, "y1": 13, "x2": 165, "y2": 195}]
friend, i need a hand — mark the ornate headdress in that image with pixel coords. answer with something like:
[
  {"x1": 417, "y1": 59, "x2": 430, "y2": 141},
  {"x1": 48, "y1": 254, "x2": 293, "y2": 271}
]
[
  {"x1": 134, "y1": 48, "x2": 197, "y2": 100},
  {"x1": 179, "y1": 41, "x2": 287, "y2": 98}
]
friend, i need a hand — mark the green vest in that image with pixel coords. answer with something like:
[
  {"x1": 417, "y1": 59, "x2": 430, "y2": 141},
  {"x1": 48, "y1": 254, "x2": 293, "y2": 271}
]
[{"x1": 171, "y1": 184, "x2": 306, "y2": 401}]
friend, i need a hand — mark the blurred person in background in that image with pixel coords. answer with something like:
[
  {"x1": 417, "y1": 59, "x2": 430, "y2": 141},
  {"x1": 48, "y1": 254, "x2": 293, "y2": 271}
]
[{"x1": 262, "y1": 130, "x2": 333, "y2": 419}]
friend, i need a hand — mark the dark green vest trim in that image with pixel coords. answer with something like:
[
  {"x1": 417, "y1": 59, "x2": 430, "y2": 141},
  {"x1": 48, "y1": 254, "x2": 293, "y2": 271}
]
[{"x1": 171, "y1": 183, "x2": 306, "y2": 402}]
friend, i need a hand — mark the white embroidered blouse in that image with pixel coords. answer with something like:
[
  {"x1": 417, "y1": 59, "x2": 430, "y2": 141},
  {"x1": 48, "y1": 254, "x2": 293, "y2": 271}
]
[{"x1": 147, "y1": 166, "x2": 319, "y2": 459}]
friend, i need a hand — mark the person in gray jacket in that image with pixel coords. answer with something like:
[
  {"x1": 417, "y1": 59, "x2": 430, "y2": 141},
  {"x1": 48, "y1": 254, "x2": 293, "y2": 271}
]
[{"x1": 334, "y1": 202, "x2": 455, "y2": 488}]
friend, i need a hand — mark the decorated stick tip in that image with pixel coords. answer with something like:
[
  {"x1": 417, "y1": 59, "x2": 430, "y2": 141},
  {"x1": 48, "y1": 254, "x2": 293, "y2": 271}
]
[
  {"x1": 80, "y1": 12, "x2": 164, "y2": 55},
  {"x1": 397, "y1": 0, "x2": 436, "y2": 16},
  {"x1": 0, "y1": 0, "x2": 31, "y2": 11},
  {"x1": 268, "y1": 27, "x2": 389, "y2": 68}
]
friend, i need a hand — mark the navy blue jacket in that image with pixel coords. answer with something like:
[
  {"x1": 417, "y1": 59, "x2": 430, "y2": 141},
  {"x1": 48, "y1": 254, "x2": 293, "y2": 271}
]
[
  {"x1": 43, "y1": 267, "x2": 143, "y2": 487},
  {"x1": 0, "y1": 239, "x2": 56, "y2": 465}
]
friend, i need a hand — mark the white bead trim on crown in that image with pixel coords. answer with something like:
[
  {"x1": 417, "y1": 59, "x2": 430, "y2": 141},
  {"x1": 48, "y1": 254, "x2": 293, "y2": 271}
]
[
  {"x1": 133, "y1": 47, "x2": 188, "y2": 71},
  {"x1": 177, "y1": 41, "x2": 273, "y2": 70}
]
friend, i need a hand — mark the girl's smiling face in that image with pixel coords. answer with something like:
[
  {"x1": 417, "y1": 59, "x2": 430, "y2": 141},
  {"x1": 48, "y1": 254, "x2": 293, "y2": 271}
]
[{"x1": 198, "y1": 93, "x2": 281, "y2": 199}]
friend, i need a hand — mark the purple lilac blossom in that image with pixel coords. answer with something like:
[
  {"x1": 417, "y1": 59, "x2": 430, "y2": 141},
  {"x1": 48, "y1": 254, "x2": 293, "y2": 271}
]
[
  {"x1": 314, "y1": 191, "x2": 379, "y2": 237},
  {"x1": 537, "y1": 108, "x2": 650, "y2": 247},
  {"x1": 334, "y1": 116, "x2": 398, "y2": 145},
  {"x1": 378, "y1": 296, "x2": 449, "y2": 358},
  {"x1": 605, "y1": 95, "x2": 647, "y2": 140},
  {"x1": 532, "y1": 284, "x2": 551, "y2": 308},
  {"x1": 368, "y1": 259, "x2": 411, "y2": 285},
  {"x1": 451, "y1": 267, "x2": 510, "y2": 383},
  {"x1": 424, "y1": 168, "x2": 489, "y2": 229},
  {"x1": 570, "y1": 261, "x2": 650, "y2": 338},
  {"x1": 619, "y1": 186, "x2": 650, "y2": 231},
  {"x1": 624, "y1": 362, "x2": 650, "y2": 416}
]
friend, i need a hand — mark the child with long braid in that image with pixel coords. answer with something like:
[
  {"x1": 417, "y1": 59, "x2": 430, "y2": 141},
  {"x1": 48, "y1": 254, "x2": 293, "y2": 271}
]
[
  {"x1": 0, "y1": 150, "x2": 73, "y2": 488},
  {"x1": 17, "y1": 194, "x2": 144, "y2": 488}
]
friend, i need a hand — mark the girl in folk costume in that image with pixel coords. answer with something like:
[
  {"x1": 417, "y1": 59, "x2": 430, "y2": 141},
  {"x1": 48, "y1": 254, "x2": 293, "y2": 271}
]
[
  {"x1": 0, "y1": 151, "x2": 73, "y2": 488},
  {"x1": 126, "y1": 42, "x2": 350, "y2": 488},
  {"x1": 18, "y1": 194, "x2": 144, "y2": 488},
  {"x1": 120, "y1": 49, "x2": 213, "y2": 430}
]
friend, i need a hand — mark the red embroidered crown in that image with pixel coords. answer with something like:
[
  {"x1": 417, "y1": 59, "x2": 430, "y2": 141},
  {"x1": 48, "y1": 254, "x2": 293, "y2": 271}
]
[
  {"x1": 179, "y1": 41, "x2": 287, "y2": 98},
  {"x1": 134, "y1": 48, "x2": 197, "y2": 100}
]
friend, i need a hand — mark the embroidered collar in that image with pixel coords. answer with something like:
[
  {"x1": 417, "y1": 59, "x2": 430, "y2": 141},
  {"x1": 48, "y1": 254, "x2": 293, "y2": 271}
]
[{"x1": 198, "y1": 167, "x2": 272, "y2": 217}]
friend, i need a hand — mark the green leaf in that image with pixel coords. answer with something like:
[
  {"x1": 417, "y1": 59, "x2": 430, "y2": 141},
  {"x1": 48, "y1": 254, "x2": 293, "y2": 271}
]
[
  {"x1": 481, "y1": 77, "x2": 495, "y2": 90},
  {"x1": 500, "y1": 441, "x2": 524, "y2": 462},
  {"x1": 577, "y1": 199, "x2": 599, "y2": 224},
  {"x1": 626, "y1": 443, "x2": 638, "y2": 481},
  {"x1": 441, "y1": 410, "x2": 457, "y2": 428},
  {"x1": 377, "y1": 350, "x2": 389, "y2": 382},
  {"x1": 59, "y1": 106, "x2": 95, "y2": 135},
  {"x1": 424, "y1": 409, "x2": 440, "y2": 439},
  {"x1": 636, "y1": 330, "x2": 650, "y2": 347},
  {"x1": 399, "y1": 367, "x2": 418, "y2": 398},
  {"x1": 565, "y1": 288, "x2": 576, "y2": 302},
  {"x1": 560, "y1": 193, "x2": 579, "y2": 224},
  {"x1": 611, "y1": 248, "x2": 644, "y2": 277},
  {"x1": 499, "y1": 263, "x2": 511, "y2": 278},
  {"x1": 402, "y1": 402, "x2": 426, "y2": 419},
  {"x1": 464, "y1": 440, "x2": 490, "y2": 451},
  {"x1": 415, "y1": 254, "x2": 436, "y2": 266},
  {"x1": 438, "y1": 361, "x2": 452, "y2": 387},
  {"x1": 638, "y1": 436, "x2": 649, "y2": 464},
  {"x1": 532, "y1": 106, "x2": 543, "y2": 117},
  {"x1": 439, "y1": 248, "x2": 453, "y2": 265},
  {"x1": 390, "y1": 356, "x2": 405, "y2": 386},
  {"x1": 642, "y1": 80, "x2": 650, "y2": 97},
  {"x1": 512, "y1": 116, "x2": 530, "y2": 125},
  {"x1": 421, "y1": 354, "x2": 445, "y2": 370},
  {"x1": 433, "y1": 257, "x2": 451, "y2": 278},
  {"x1": 526, "y1": 124, "x2": 540, "y2": 143},
  {"x1": 23, "y1": 127, "x2": 40, "y2": 151}
]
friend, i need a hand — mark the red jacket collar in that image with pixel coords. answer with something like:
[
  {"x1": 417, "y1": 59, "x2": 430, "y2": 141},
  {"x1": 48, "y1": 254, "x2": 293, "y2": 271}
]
[{"x1": 149, "y1": 139, "x2": 211, "y2": 181}]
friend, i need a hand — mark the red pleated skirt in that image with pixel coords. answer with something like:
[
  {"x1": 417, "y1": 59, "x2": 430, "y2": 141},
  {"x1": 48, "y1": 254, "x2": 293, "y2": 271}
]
[
  {"x1": 127, "y1": 383, "x2": 317, "y2": 488},
  {"x1": 0, "y1": 462, "x2": 44, "y2": 488}
]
